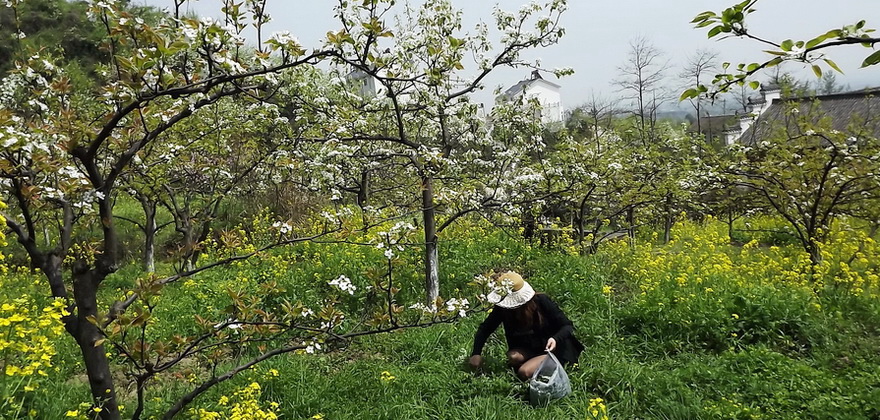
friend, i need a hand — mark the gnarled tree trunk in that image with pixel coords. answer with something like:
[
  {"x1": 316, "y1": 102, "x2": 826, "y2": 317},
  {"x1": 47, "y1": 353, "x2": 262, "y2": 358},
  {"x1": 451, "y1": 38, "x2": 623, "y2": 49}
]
[{"x1": 422, "y1": 175, "x2": 439, "y2": 304}]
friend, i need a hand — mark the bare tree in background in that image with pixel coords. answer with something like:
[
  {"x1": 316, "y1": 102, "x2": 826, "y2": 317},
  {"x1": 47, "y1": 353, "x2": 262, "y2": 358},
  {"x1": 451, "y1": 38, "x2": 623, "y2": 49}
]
[
  {"x1": 566, "y1": 92, "x2": 618, "y2": 151},
  {"x1": 816, "y1": 72, "x2": 848, "y2": 95},
  {"x1": 728, "y1": 83, "x2": 755, "y2": 114},
  {"x1": 614, "y1": 36, "x2": 669, "y2": 144},
  {"x1": 679, "y1": 49, "x2": 719, "y2": 134}
]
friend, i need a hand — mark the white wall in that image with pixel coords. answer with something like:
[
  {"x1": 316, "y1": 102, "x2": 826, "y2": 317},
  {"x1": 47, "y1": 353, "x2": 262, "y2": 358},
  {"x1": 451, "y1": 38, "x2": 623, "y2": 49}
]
[{"x1": 523, "y1": 83, "x2": 563, "y2": 124}]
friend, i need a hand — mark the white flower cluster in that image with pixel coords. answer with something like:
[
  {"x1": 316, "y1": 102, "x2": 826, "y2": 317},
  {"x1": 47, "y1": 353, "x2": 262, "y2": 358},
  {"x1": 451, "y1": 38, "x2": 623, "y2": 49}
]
[
  {"x1": 272, "y1": 221, "x2": 293, "y2": 234},
  {"x1": 305, "y1": 341, "x2": 322, "y2": 354},
  {"x1": 408, "y1": 302, "x2": 438, "y2": 313},
  {"x1": 214, "y1": 318, "x2": 243, "y2": 330},
  {"x1": 319, "y1": 206, "x2": 354, "y2": 224},
  {"x1": 268, "y1": 30, "x2": 300, "y2": 47},
  {"x1": 328, "y1": 275, "x2": 356, "y2": 295},
  {"x1": 158, "y1": 144, "x2": 185, "y2": 163},
  {"x1": 375, "y1": 221, "x2": 416, "y2": 259},
  {"x1": 445, "y1": 297, "x2": 470, "y2": 318},
  {"x1": 490, "y1": 278, "x2": 514, "y2": 299},
  {"x1": 785, "y1": 45, "x2": 805, "y2": 58},
  {"x1": 72, "y1": 189, "x2": 106, "y2": 213}
]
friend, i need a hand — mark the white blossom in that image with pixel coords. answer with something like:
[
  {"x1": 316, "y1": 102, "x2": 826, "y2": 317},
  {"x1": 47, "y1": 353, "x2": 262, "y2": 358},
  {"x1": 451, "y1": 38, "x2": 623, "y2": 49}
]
[
  {"x1": 409, "y1": 302, "x2": 437, "y2": 313},
  {"x1": 272, "y1": 221, "x2": 293, "y2": 234},
  {"x1": 328, "y1": 275, "x2": 357, "y2": 295},
  {"x1": 304, "y1": 341, "x2": 322, "y2": 354},
  {"x1": 445, "y1": 297, "x2": 470, "y2": 317}
]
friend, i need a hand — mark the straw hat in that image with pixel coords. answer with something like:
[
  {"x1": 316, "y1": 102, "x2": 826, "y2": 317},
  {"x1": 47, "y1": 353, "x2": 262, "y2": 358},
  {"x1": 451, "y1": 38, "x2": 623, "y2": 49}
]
[{"x1": 486, "y1": 271, "x2": 535, "y2": 309}]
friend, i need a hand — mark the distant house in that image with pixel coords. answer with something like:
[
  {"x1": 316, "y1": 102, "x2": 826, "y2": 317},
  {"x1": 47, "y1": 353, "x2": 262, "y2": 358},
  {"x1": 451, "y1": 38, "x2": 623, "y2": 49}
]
[
  {"x1": 723, "y1": 85, "x2": 880, "y2": 145},
  {"x1": 497, "y1": 70, "x2": 564, "y2": 125},
  {"x1": 346, "y1": 68, "x2": 385, "y2": 98}
]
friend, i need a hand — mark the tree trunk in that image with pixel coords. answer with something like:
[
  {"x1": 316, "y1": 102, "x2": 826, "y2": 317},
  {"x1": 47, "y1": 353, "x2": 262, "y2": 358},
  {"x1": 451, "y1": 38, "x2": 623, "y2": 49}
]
[
  {"x1": 192, "y1": 200, "x2": 225, "y2": 269},
  {"x1": 727, "y1": 206, "x2": 735, "y2": 242},
  {"x1": 807, "y1": 239, "x2": 822, "y2": 267},
  {"x1": 576, "y1": 195, "x2": 589, "y2": 247},
  {"x1": 663, "y1": 193, "x2": 673, "y2": 244},
  {"x1": 626, "y1": 207, "x2": 636, "y2": 238},
  {"x1": 522, "y1": 208, "x2": 536, "y2": 240},
  {"x1": 190, "y1": 215, "x2": 214, "y2": 269},
  {"x1": 626, "y1": 207, "x2": 636, "y2": 248},
  {"x1": 182, "y1": 223, "x2": 195, "y2": 272},
  {"x1": 422, "y1": 175, "x2": 439, "y2": 304},
  {"x1": 358, "y1": 170, "x2": 370, "y2": 208},
  {"x1": 72, "y1": 269, "x2": 120, "y2": 420},
  {"x1": 140, "y1": 198, "x2": 157, "y2": 273},
  {"x1": 41, "y1": 254, "x2": 68, "y2": 302}
]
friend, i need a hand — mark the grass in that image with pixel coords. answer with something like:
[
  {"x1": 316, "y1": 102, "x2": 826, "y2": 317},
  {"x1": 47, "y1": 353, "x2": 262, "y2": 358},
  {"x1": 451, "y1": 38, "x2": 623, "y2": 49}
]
[{"x1": 2, "y1": 216, "x2": 879, "y2": 419}]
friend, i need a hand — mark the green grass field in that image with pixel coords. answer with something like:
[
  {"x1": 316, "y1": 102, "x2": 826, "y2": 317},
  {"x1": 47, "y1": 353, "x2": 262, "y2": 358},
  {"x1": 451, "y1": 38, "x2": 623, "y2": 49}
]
[{"x1": 2, "y1": 217, "x2": 879, "y2": 419}]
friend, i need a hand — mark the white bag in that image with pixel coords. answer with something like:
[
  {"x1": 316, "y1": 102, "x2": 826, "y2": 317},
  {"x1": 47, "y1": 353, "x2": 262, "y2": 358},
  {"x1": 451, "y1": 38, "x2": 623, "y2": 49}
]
[{"x1": 528, "y1": 350, "x2": 572, "y2": 405}]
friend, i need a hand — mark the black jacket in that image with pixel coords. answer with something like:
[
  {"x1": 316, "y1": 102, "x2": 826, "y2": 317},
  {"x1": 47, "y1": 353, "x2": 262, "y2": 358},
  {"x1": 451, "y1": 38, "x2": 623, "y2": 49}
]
[{"x1": 471, "y1": 293, "x2": 584, "y2": 365}]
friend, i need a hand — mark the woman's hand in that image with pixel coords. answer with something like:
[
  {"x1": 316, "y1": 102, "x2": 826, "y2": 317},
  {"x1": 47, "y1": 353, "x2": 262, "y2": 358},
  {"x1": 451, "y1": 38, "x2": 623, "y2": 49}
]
[
  {"x1": 468, "y1": 355, "x2": 483, "y2": 370},
  {"x1": 546, "y1": 337, "x2": 557, "y2": 351}
]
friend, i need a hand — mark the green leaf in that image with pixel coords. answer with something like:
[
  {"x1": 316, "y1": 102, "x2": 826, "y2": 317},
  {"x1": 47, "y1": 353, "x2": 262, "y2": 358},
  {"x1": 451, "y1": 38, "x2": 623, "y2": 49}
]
[
  {"x1": 749, "y1": 81, "x2": 760, "y2": 90},
  {"x1": 696, "y1": 20, "x2": 716, "y2": 28},
  {"x1": 690, "y1": 11, "x2": 716, "y2": 23},
  {"x1": 862, "y1": 50, "x2": 880, "y2": 68},
  {"x1": 812, "y1": 65, "x2": 822, "y2": 78},
  {"x1": 823, "y1": 58, "x2": 843, "y2": 74},
  {"x1": 780, "y1": 39, "x2": 794, "y2": 51},
  {"x1": 708, "y1": 26, "x2": 723, "y2": 38},
  {"x1": 805, "y1": 35, "x2": 827, "y2": 50},
  {"x1": 766, "y1": 57, "x2": 784, "y2": 68},
  {"x1": 680, "y1": 88, "x2": 698, "y2": 101}
]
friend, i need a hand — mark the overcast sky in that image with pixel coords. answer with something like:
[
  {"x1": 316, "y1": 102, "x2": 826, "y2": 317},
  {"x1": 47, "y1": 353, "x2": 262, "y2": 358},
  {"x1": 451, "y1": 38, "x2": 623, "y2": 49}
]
[{"x1": 141, "y1": 0, "x2": 880, "y2": 110}]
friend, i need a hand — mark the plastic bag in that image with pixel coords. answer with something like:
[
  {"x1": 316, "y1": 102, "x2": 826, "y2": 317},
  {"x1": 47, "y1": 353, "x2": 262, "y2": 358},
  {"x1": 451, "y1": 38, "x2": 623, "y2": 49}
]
[{"x1": 528, "y1": 350, "x2": 572, "y2": 405}]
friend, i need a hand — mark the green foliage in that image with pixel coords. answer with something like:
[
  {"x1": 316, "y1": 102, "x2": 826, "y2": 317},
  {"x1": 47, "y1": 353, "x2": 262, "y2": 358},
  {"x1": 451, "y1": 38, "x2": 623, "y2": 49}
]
[
  {"x1": 0, "y1": 0, "x2": 162, "y2": 77},
  {"x1": 3, "y1": 216, "x2": 880, "y2": 418},
  {"x1": 3, "y1": 1, "x2": 880, "y2": 418},
  {"x1": 717, "y1": 102, "x2": 880, "y2": 263},
  {"x1": 685, "y1": 1, "x2": 879, "y2": 98}
]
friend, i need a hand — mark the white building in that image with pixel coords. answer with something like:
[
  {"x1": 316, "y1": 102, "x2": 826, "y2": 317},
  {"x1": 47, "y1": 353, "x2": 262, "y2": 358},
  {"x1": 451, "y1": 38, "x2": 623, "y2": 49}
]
[
  {"x1": 345, "y1": 68, "x2": 385, "y2": 98},
  {"x1": 722, "y1": 84, "x2": 781, "y2": 146},
  {"x1": 497, "y1": 70, "x2": 564, "y2": 125}
]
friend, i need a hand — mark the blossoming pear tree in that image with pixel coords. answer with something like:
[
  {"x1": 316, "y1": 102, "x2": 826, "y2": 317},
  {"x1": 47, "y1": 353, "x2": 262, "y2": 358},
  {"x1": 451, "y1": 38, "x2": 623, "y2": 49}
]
[
  {"x1": 315, "y1": 0, "x2": 569, "y2": 303},
  {"x1": 0, "y1": 0, "x2": 570, "y2": 418},
  {"x1": 0, "y1": 0, "x2": 341, "y2": 417},
  {"x1": 718, "y1": 103, "x2": 880, "y2": 265}
]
